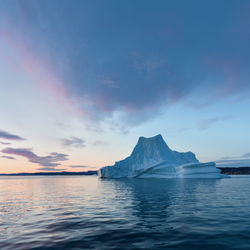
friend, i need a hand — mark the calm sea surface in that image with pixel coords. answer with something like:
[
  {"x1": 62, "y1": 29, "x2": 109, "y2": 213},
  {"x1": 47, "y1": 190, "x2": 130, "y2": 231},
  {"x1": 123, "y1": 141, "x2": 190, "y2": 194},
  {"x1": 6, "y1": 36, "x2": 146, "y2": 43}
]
[{"x1": 0, "y1": 176, "x2": 250, "y2": 249}]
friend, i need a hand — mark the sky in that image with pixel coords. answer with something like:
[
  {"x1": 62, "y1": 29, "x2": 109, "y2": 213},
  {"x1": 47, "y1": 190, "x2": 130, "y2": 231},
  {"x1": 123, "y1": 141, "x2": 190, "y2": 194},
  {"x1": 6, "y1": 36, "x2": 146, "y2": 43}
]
[{"x1": 1, "y1": 0, "x2": 250, "y2": 173}]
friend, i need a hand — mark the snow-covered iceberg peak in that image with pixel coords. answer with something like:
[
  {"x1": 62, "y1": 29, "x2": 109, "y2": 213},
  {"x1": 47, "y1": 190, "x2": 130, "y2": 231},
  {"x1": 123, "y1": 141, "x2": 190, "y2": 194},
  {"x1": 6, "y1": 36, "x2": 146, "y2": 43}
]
[
  {"x1": 98, "y1": 134, "x2": 226, "y2": 178},
  {"x1": 130, "y1": 134, "x2": 198, "y2": 166}
]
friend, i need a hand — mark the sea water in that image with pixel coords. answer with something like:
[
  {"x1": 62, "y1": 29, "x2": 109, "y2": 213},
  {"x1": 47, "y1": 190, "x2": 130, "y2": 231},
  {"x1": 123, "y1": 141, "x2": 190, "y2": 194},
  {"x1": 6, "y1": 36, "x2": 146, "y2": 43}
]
[{"x1": 0, "y1": 175, "x2": 250, "y2": 249}]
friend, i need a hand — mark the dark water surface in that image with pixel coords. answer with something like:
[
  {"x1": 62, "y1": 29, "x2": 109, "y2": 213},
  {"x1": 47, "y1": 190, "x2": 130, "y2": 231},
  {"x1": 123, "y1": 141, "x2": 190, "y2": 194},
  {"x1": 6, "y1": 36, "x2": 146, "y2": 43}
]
[{"x1": 0, "y1": 176, "x2": 250, "y2": 249}]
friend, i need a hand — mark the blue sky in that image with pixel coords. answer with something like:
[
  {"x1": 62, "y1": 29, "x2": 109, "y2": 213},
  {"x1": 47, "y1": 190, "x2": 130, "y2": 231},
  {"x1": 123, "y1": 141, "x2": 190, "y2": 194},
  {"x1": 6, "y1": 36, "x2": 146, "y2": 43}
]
[{"x1": 0, "y1": 0, "x2": 250, "y2": 172}]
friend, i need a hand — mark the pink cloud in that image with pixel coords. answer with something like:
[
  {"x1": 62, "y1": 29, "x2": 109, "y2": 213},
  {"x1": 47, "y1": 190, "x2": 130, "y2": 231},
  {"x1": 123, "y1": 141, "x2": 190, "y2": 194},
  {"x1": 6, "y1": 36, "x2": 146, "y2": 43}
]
[{"x1": 0, "y1": 27, "x2": 84, "y2": 118}]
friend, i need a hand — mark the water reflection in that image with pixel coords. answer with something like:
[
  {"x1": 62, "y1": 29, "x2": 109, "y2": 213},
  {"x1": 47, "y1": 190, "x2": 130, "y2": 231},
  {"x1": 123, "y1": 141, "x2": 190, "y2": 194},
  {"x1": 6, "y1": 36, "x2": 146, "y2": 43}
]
[
  {"x1": 0, "y1": 176, "x2": 250, "y2": 249},
  {"x1": 103, "y1": 178, "x2": 219, "y2": 229}
]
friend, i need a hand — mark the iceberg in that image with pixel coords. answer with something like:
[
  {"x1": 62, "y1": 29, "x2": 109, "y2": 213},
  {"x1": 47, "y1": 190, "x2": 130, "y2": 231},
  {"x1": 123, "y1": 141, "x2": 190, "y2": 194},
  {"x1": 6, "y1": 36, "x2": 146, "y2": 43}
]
[{"x1": 98, "y1": 134, "x2": 227, "y2": 179}]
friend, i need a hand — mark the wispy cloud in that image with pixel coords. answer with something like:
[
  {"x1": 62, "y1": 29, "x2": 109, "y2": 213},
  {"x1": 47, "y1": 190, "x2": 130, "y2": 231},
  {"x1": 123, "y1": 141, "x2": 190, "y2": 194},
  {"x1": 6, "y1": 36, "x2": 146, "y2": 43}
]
[
  {"x1": 198, "y1": 116, "x2": 232, "y2": 130},
  {"x1": 0, "y1": 141, "x2": 11, "y2": 145},
  {"x1": 61, "y1": 137, "x2": 86, "y2": 148},
  {"x1": 186, "y1": 100, "x2": 212, "y2": 110},
  {"x1": 70, "y1": 165, "x2": 97, "y2": 169},
  {"x1": 93, "y1": 140, "x2": 108, "y2": 146},
  {"x1": 0, "y1": 130, "x2": 25, "y2": 141},
  {"x1": 37, "y1": 167, "x2": 66, "y2": 171},
  {"x1": 242, "y1": 152, "x2": 250, "y2": 158},
  {"x1": 1, "y1": 155, "x2": 16, "y2": 160},
  {"x1": 102, "y1": 79, "x2": 118, "y2": 88},
  {"x1": 1, "y1": 148, "x2": 68, "y2": 167}
]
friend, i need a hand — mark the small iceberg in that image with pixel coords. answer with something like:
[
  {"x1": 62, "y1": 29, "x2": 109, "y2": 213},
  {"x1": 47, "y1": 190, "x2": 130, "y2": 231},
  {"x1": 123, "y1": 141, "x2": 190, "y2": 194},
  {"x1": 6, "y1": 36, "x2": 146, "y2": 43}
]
[{"x1": 98, "y1": 134, "x2": 227, "y2": 179}]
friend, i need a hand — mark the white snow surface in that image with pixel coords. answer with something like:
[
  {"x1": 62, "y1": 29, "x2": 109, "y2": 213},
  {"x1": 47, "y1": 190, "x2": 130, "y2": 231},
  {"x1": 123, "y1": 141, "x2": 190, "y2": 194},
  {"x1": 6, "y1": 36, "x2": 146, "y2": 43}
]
[{"x1": 98, "y1": 134, "x2": 226, "y2": 178}]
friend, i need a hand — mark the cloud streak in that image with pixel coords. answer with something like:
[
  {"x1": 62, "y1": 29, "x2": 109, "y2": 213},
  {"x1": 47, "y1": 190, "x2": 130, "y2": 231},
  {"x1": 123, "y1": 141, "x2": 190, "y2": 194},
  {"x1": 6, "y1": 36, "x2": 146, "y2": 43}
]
[
  {"x1": 242, "y1": 153, "x2": 250, "y2": 158},
  {"x1": 0, "y1": 130, "x2": 25, "y2": 141},
  {"x1": 61, "y1": 137, "x2": 86, "y2": 148},
  {"x1": 37, "y1": 167, "x2": 66, "y2": 171},
  {"x1": 93, "y1": 140, "x2": 108, "y2": 147},
  {"x1": 1, "y1": 155, "x2": 16, "y2": 160},
  {"x1": 70, "y1": 165, "x2": 97, "y2": 169},
  {"x1": 0, "y1": 141, "x2": 11, "y2": 145},
  {"x1": 1, "y1": 148, "x2": 68, "y2": 167},
  {"x1": 198, "y1": 116, "x2": 232, "y2": 130}
]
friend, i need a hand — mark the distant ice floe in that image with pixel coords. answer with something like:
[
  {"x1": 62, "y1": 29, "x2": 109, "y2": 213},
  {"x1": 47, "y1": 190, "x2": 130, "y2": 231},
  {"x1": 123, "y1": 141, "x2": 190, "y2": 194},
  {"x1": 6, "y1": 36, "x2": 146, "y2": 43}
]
[{"x1": 98, "y1": 134, "x2": 227, "y2": 179}]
